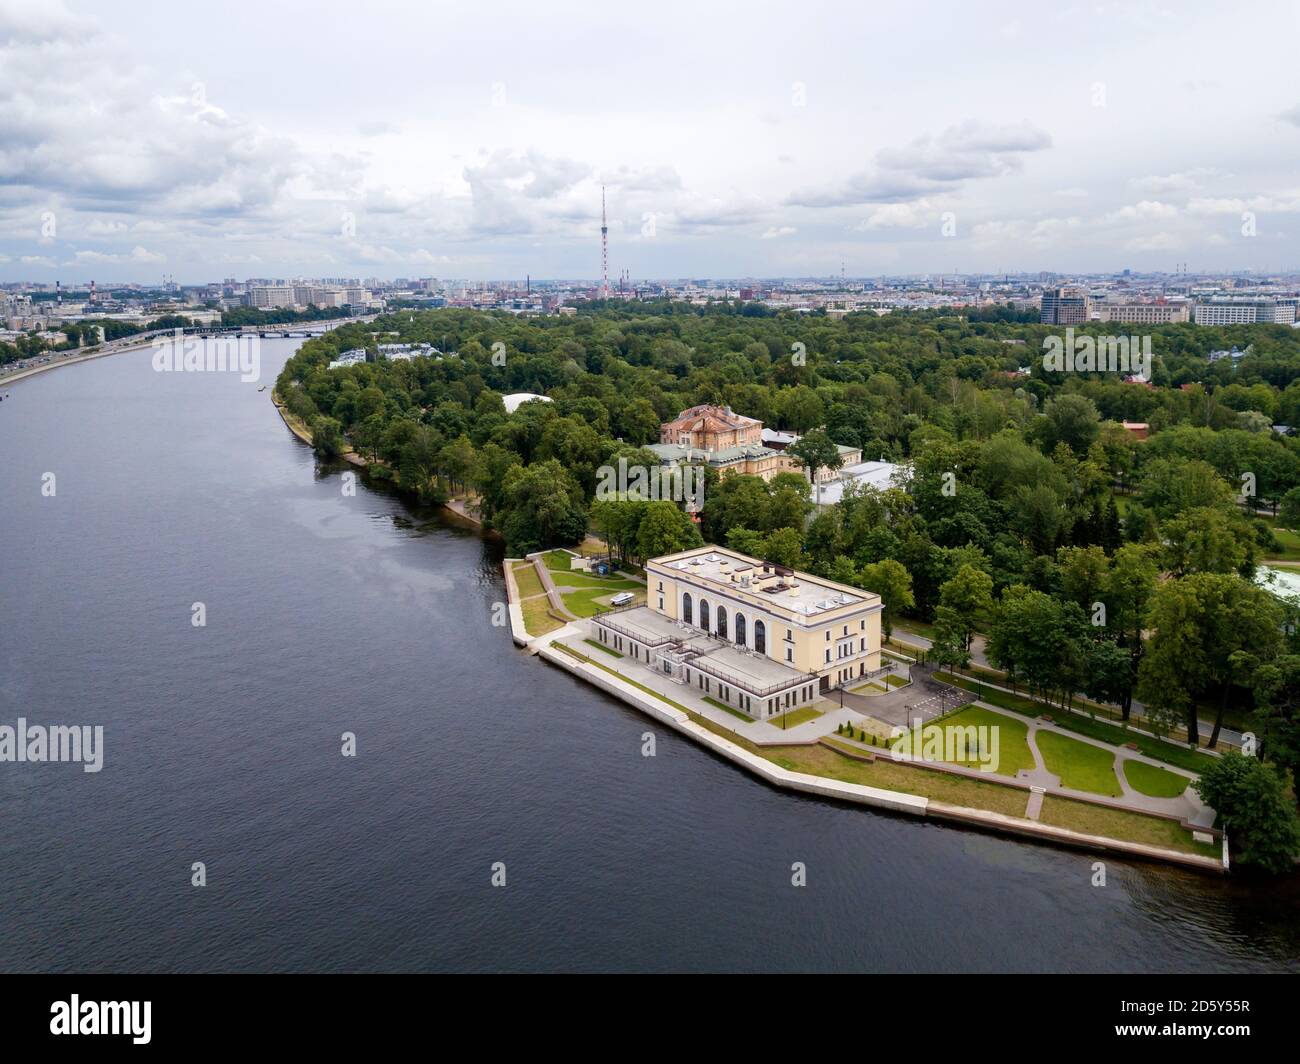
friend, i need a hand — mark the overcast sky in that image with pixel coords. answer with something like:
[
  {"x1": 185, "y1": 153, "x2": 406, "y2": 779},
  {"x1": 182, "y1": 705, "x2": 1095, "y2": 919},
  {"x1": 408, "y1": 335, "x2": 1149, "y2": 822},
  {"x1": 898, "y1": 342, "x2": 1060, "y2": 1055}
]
[{"x1": 2, "y1": 0, "x2": 1299, "y2": 283}]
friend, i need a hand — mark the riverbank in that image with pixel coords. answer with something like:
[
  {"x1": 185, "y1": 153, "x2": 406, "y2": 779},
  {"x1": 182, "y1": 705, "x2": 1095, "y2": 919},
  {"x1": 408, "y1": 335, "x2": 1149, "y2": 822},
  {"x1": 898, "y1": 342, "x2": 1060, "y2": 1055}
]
[
  {"x1": 503, "y1": 561, "x2": 1225, "y2": 874},
  {"x1": 0, "y1": 340, "x2": 149, "y2": 386}
]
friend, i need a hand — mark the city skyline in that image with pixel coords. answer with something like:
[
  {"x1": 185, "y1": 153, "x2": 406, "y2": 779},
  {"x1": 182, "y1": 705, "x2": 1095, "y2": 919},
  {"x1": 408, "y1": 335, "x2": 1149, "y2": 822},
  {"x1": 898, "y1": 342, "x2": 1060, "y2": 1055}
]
[{"x1": 2, "y1": 0, "x2": 1300, "y2": 283}]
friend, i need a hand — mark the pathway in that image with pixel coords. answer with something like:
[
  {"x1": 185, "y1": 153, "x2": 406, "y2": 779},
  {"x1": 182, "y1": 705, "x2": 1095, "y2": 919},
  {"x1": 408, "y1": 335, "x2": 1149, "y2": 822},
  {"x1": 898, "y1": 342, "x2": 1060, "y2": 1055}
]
[{"x1": 890, "y1": 625, "x2": 1244, "y2": 750}]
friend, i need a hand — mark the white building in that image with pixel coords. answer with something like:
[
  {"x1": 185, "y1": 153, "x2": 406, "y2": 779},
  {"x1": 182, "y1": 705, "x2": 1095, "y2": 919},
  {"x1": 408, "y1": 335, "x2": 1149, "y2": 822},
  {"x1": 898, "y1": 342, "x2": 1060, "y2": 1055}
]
[
  {"x1": 327, "y1": 348, "x2": 368, "y2": 370},
  {"x1": 502, "y1": 392, "x2": 553, "y2": 413}
]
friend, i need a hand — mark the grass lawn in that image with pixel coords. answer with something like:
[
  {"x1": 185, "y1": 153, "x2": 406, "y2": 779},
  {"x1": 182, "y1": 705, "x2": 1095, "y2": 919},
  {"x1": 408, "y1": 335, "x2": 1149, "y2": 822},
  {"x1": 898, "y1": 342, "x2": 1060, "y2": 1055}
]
[
  {"x1": 1122, "y1": 759, "x2": 1192, "y2": 798},
  {"x1": 563, "y1": 587, "x2": 643, "y2": 618},
  {"x1": 939, "y1": 673, "x2": 1215, "y2": 776},
  {"x1": 520, "y1": 596, "x2": 563, "y2": 636},
  {"x1": 893, "y1": 705, "x2": 1037, "y2": 777},
  {"x1": 583, "y1": 638, "x2": 623, "y2": 658},
  {"x1": 703, "y1": 696, "x2": 752, "y2": 722},
  {"x1": 1039, "y1": 796, "x2": 1219, "y2": 859},
  {"x1": 1036, "y1": 731, "x2": 1123, "y2": 797},
  {"x1": 851, "y1": 682, "x2": 886, "y2": 694},
  {"x1": 883, "y1": 674, "x2": 908, "y2": 688},
  {"x1": 769, "y1": 707, "x2": 823, "y2": 729},
  {"x1": 512, "y1": 561, "x2": 546, "y2": 600},
  {"x1": 542, "y1": 549, "x2": 578, "y2": 571},
  {"x1": 1255, "y1": 515, "x2": 1300, "y2": 561}
]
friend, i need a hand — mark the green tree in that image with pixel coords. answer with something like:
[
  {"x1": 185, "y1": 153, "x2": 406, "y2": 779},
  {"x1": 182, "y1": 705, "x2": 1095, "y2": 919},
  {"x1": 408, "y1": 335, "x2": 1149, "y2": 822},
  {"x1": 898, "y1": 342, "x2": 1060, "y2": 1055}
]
[
  {"x1": 788, "y1": 428, "x2": 842, "y2": 506},
  {"x1": 1138, "y1": 573, "x2": 1282, "y2": 747},
  {"x1": 1194, "y1": 752, "x2": 1300, "y2": 874},
  {"x1": 311, "y1": 416, "x2": 345, "y2": 459},
  {"x1": 634, "y1": 501, "x2": 703, "y2": 560},
  {"x1": 937, "y1": 564, "x2": 993, "y2": 652},
  {"x1": 500, "y1": 460, "x2": 589, "y2": 554},
  {"x1": 858, "y1": 559, "x2": 915, "y2": 641}
]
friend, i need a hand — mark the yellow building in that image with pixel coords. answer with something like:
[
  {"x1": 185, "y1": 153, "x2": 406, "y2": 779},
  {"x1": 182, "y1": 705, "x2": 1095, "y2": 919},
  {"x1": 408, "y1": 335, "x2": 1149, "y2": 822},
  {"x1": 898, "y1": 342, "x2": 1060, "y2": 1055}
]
[{"x1": 591, "y1": 545, "x2": 883, "y2": 718}]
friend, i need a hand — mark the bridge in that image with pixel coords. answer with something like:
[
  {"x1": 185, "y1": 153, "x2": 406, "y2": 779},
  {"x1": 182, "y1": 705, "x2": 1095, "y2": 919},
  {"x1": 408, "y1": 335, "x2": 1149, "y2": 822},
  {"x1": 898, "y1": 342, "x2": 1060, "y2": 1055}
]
[{"x1": 113, "y1": 314, "x2": 379, "y2": 345}]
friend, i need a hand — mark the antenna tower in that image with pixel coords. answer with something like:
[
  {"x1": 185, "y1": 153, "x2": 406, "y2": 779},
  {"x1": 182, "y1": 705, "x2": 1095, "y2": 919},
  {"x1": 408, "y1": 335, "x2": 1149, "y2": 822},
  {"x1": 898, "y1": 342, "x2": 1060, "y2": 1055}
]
[{"x1": 600, "y1": 186, "x2": 609, "y2": 300}]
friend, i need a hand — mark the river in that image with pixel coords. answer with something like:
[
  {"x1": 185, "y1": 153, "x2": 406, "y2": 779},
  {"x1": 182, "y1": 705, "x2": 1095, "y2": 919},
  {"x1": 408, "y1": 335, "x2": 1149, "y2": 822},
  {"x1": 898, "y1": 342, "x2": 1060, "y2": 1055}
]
[{"x1": 1, "y1": 339, "x2": 1297, "y2": 973}]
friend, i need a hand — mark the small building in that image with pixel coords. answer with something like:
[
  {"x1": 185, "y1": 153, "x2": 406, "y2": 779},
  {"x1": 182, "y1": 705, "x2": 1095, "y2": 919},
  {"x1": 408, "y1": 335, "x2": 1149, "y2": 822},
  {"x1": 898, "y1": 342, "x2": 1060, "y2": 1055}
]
[{"x1": 1121, "y1": 421, "x2": 1150, "y2": 441}]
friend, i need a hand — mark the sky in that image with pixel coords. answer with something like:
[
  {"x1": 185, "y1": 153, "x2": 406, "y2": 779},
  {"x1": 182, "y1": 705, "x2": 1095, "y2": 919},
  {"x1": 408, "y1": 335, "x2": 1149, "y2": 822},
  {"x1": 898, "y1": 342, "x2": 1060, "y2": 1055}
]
[{"x1": 2, "y1": 0, "x2": 1299, "y2": 284}]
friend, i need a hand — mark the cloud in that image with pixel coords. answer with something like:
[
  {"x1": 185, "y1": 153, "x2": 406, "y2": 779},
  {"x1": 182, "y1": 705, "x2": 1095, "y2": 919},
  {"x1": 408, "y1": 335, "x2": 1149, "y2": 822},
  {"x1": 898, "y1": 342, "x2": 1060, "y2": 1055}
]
[
  {"x1": 856, "y1": 202, "x2": 934, "y2": 230},
  {"x1": 760, "y1": 226, "x2": 796, "y2": 239},
  {"x1": 72, "y1": 246, "x2": 164, "y2": 264},
  {"x1": 786, "y1": 120, "x2": 1051, "y2": 209},
  {"x1": 1105, "y1": 200, "x2": 1179, "y2": 223}
]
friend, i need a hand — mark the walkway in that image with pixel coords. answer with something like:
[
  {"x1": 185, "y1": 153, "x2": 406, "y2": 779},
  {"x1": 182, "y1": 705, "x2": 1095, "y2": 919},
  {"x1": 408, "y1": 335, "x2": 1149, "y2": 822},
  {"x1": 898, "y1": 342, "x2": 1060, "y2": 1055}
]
[{"x1": 890, "y1": 625, "x2": 1244, "y2": 750}]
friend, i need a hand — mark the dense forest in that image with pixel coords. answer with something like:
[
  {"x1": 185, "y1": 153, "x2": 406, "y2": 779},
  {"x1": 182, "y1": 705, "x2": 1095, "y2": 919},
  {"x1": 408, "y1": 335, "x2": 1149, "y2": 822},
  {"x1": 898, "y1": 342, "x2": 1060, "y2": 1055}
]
[{"x1": 274, "y1": 302, "x2": 1300, "y2": 865}]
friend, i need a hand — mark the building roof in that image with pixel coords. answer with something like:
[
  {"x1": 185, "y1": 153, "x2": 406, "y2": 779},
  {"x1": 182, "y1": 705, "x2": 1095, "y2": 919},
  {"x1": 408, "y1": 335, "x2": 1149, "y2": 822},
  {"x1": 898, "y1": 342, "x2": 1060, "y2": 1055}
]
[
  {"x1": 502, "y1": 392, "x2": 553, "y2": 413},
  {"x1": 649, "y1": 545, "x2": 880, "y2": 621},
  {"x1": 661, "y1": 403, "x2": 761, "y2": 435},
  {"x1": 647, "y1": 442, "x2": 783, "y2": 466},
  {"x1": 811, "y1": 460, "x2": 905, "y2": 505},
  {"x1": 595, "y1": 605, "x2": 810, "y2": 693}
]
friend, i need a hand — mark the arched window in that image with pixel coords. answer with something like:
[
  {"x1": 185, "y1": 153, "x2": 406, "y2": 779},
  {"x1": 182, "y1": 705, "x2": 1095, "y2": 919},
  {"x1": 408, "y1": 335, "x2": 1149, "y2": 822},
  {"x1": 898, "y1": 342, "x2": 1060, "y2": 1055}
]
[
  {"x1": 716, "y1": 606, "x2": 728, "y2": 639},
  {"x1": 682, "y1": 592, "x2": 693, "y2": 625},
  {"x1": 699, "y1": 599, "x2": 710, "y2": 631},
  {"x1": 735, "y1": 613, "x2": 747, "y2": 646},
  {"x1": 754, "y1": 620, "x2": 766, "y2": 654}
]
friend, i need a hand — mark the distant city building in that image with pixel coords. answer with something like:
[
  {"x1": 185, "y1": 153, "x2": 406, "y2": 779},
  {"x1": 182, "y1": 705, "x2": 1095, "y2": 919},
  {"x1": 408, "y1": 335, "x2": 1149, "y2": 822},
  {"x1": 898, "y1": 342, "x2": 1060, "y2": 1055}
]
[
  {"x1": 1040, "y1": 287, "x2": 1090, "y2": 325},
  {"x1": 249, "y1": 285, "x2": 295, "y2": 309},
  {"x1": 1194, "y1": 298, "x2": 1298, "y2": 326},
  {"x1": 1095, "y1": 302, "x2": 1189, "y2": 324}
]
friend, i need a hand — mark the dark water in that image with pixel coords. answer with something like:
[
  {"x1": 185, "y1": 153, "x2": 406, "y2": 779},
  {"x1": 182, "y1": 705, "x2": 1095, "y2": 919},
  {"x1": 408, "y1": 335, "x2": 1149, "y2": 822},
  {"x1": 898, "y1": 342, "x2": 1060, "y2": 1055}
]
[{"x1": 1, "y1": 341, "x2": 1297, "y2": 974}]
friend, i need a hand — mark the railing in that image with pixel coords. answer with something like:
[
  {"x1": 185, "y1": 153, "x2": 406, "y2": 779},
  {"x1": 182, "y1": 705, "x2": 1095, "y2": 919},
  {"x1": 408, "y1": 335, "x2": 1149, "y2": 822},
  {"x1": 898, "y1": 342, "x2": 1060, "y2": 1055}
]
[
  {"x1": 591, "y1": 607, "x2": 674, "y2": 648},
  {"x1": 683, "y1": 652, "x2": 810, "y2": 698}
]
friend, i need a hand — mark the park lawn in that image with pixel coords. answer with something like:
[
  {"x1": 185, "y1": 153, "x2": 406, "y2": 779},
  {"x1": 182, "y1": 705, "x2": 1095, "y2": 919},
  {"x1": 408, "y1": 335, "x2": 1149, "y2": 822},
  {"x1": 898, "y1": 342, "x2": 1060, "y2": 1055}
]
[
  {"x1": 888, "y1": 706, "x2": 1035, "y2": 778},
  {"x1": 769, "y1": 707, "x2": 822, "y2": 729},
  {"x1": 939, "y1": 673, "x2": 1215, "y2": 776},
  {"x1": 1039, "y1": 796, "x2": 1219, "y2": 859},
  {"x1": 520, "y1": 596, "x2": 563, "y2": 636},
  {"x1": 563, "y1": 587, "x2": 643, "y2": 617},
  {"x1": 1123, "y1": 759, "x2": 1193, "y2": 799},
  {"x1": 851, "y1": 682, "x2": 886, "y2": 694},
  {"x1": 704, "y1": 696, "x2": 752, "y2": 722},
  {"x1": 542, "y1": 550, "x2": 579, "y2": 571},
  {"x1": 550, "y1": 572, "x2": 643, "y2": 590},
  {"x1": 938, "y1": 706, "x2": 1036, "y2": 777},
  {"x1": 512, "y1": 561, "x2": 546, "y2": 600},
  {"x1": 1036, "y1": 731, "x2": 1123, "y2": 797},
  {"x1": 883, "y1": 674, "x2": 908, "y2": 688},
  {"x1": 583, "y1": 638, "x2": 623, "y2": 658}
]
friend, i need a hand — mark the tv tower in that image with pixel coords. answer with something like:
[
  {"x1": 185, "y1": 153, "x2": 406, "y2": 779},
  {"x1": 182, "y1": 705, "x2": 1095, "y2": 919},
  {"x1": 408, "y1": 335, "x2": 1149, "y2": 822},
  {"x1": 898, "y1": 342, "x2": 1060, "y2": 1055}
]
[{"x1": 600, "y1": 185, "x2": 609, "y2": 300}]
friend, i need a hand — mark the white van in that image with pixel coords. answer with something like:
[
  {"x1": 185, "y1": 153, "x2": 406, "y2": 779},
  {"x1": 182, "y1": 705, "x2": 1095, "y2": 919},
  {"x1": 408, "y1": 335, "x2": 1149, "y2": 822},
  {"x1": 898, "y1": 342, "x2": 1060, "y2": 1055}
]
[{"x1": 609, "y1": 592, "x2": 635, "y2": 607}]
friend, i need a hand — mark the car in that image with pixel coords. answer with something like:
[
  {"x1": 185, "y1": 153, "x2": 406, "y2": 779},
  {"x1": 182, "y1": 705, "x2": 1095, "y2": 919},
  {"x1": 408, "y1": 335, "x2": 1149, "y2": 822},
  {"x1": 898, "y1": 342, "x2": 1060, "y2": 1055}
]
[{"x1": 609, "y1": 592, "x2": 635, "y2": 607}]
